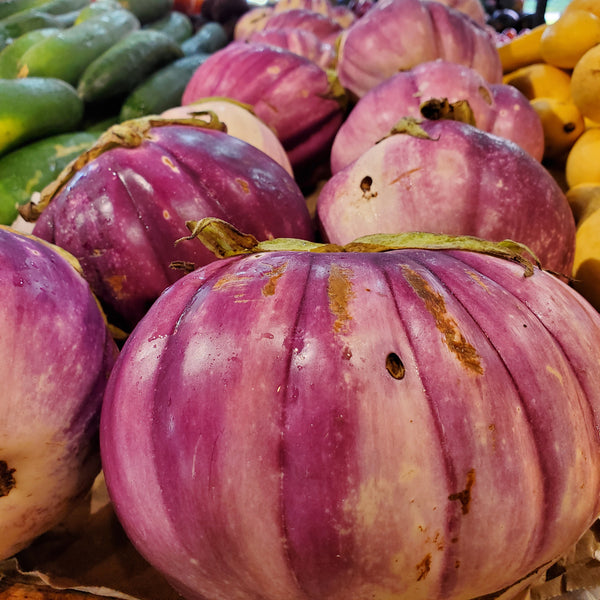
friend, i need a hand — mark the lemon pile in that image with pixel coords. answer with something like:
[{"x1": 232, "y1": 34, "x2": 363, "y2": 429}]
[{"x1": 499, "y1": 0, "x2": 600, "y2": 311}]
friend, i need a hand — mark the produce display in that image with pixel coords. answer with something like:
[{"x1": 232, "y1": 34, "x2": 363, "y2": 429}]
[{"x1": 2, "y1": 0, "x2": 600, "y2": 598}]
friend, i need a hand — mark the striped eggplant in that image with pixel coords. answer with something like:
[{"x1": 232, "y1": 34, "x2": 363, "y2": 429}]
[
  {"x1": 319, "y1": 118, "x2": 574, "y2": 277},
  {"x1": 24, "y1": 117, "x2": 315, "y2": 333},
  {"x1": 99, "y1": 222, "x2": 600, "y2": 600},
  {"x1": 0, "y1": 226, "x2": 117, "y2": 560},
  {"x1": 336, "y1": 0, "x2": 502, "y2": 99},
  {"x1": 181, "y1": 41, "x2": 347, "y2": 182},
  {"x1": 330, "y1": 59, "x2": 545, "y2": 173}
]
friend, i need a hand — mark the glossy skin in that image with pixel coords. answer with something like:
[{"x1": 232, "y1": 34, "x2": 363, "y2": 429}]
[
  {"x1": 249, "y1": 27, "x2": 337, "y2": 69},
  {"x1": 181, "y1": 42, "x2": 346, "y2": 173},
  {"x1": 101, "y1": 247, "x2": 600, "y2": 600},
  {"x1": 32, "y1": 124, "x2": 315, "y2": 332},
  {"x1": 337, "y1": 0, "x2": 503, "y2": 99},
  {"x1": 319, "y1": 119, "x2": 575, "y2": 276},
  {"x1": 256, "y1": 8, "x2": 343, "y2": 45},
  {"x1": 0, "y1": 227, "x2": 117, "y2": 560},
  {"x1": 330, "y1": 59, "x2": 544, "y2": 173},
  {"x1": 161, "y1": 100, "x2": 294, "y2": 176}
]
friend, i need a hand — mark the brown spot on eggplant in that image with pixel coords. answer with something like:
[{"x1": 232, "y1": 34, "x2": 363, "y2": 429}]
[
  {"x1": 161, "y1": 155, "x2": 179, "y2": 172},
  {"x1": 403, "y1": 266, "x2": 483, "y2": 374},
  {"x1": 262, "y1": 263, "x2": 287, "y2": 296},
  {"x1": 328, "y1": 264, "x2": 354, "y2": 333},
  {"x1": 106, "y1": 274, "x2": 127, "y2": 298},
  {"x1": 448, "y1": 468, "x2": 476, "y2": 515},
  {"x1": 236, "y1": 178, "x2": 250, "y2": 193},
  {"x1": 416, "y1": 553, "x2": 432, "y2": 581},
  {"x1": 0, "y1": 460, "x2": 16, "y2": 497}
]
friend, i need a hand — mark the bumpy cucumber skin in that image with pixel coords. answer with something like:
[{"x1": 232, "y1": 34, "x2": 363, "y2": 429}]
[
  {"x1": 18, "y1": 8, "x2": 140, "y2": 85},
  {"x1": 0, "y1": 130, "x2": 99, "y2": 224},
  {"x1": 117, "y1": 0, "x2": 173, "y2": 24},
  {"x1": 119, "y1": 52, "x2": 209, "y2": 120},
  {"x1": 0, "y1": 77, "x2": 84, "y2": 157},
  {"x1": 77, "y1": 28, "x2": 184, "y2": 103},
  {"x1": 0, "y1": 26, "x2": 59, "y2": 77},
  {"x1": 144, "y1": 9, "x2": 193, "y2": 43}
]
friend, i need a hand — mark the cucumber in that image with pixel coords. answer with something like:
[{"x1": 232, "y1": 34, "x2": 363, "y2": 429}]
[
  {"x1": 18, "y1": 8, "x2": 140, "y2": 85},
  {"x1": 0, "y1": 130, "x2": 99, "y2": 225},
  {"x1": 0, "y1": 26, "x2": 59, "y2": 77},
  {"x1": 144, "y1": 10, "x2": 194, "y2": 43},
  {"x1": 34, "y1": 0, "x2": 90, "y2": 15},
  {"x1": 73, "y1": 0, "x2": 121, "y2": 23},
  {"x1": 117, "y1": 0, "x2": 173, "y2": 24},
  {"x1": 119, "y1": 52, "x2": 209, "y2": 121},
  {"x1": 180, "y1": 21, "x2": 228, "y2": 56},
  {"x1": 0, "y1": 77, "x2": 84, "y2": 157},
  {"x1": 0, "y1": 0, "x2": 54, "y2": 20},
  {"x1": 77, "y1": 28, "x2": 184, "y2": 103},
  {"x1": 0, "y1": 8, "x2": 64, "y2": 40}
]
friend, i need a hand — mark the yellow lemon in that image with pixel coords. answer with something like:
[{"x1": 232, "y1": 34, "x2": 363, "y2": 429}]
[
  {"x1": 565, "y1": 126, "x2": 600, "y2": 187},
  {"x1": 567, "y1": 182, "x2": 600, "y2": 221},
  {"x1": 571, "y1": 44, "x2": 600, "y2": 122},
  {"x1": 503, "y1": 63, "x2": 572, "y2": 101},
  {"x1": 564, "y1": 0, "x2": 600, "y2": 19},
  {"x1": 569, "y1": 194, "x2": 600, "y2": 312},
  {"x1": 540, "y1": 9, "x2": 600, "y2": 69},
  {"x1": 529, "y1": 97, "x2": 585, "y2": 159}
]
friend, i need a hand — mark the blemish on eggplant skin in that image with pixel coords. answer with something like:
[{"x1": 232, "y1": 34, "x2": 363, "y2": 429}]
[
  {"x1": 236, "y1": 178, "x2": 250, "y2": 193},
  {"x1": 328, "y1": 264, "x2": 355, "y2": 334},
  {"x1": 0, "y1": 460, "x2": 16, "y2": 497},
  {"x1": 448, "y1": 468, "x2": 476, "y2": 515},
  {"x1": 402, "y1": 266, "x2": 483, "y2": 375},
  {"x1": 416, "y1": 553, "x2": 432, "y2": 581},
  {"x1": 262, "y1": 263, "x2": 287, "y2": 296},
  {"x1": 161, "y1": 156, "x2": 180, "y2": 172},
  {"x1": 360, "y1": 175, "x2": 378, "y2": 200}
]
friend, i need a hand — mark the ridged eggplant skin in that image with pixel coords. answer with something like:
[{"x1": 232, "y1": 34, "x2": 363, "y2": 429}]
[
  {"x1": 100, "y1": 246, "x2": 600, "y2": 600},
  {"x1": 32, "y1": 124, "x2": 315, "y2": 332},
  {"x1": 336, "y1": 0, "x2": 503, "y2": 100},
  {"x1": 319, "y1": 119, "x2": 575, "y2": 277},
  {"x1": 330, "y1": 59, "x2": 544, "y2": 173},
  {"x1": 0, "y1": 227, "x2": 118, "y2": 560},
  {"x1": 181, "y1": 41, "x2": 346, "y2": 176}
]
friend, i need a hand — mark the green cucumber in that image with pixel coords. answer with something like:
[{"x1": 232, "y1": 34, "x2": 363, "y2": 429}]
[
  {"x1": 144, "y1": 10, "x2": 193, "y2": 43},
  {"x1": 0, "y1": 130, "x2": 99, "y2": 224},
  {"x1": 0, "y1": 77, "x2": 84, "y2": 157},
  {"x1": 77, "y1": 28, "x2": 183, "y2": 103},
  {"x1": 0, "y1": 8, "x2": 64, "y2": 40},
  {"x1": 0, "y1": 26, "x2": 59, "y2": 77},
  {"x1": 73, "y1": 0, "x2": 121, "y2": 23},
  {"x1": 34, "y1": 0, "x2": 90, "y2": 15},
  {"x1": 18, "y1": 8, "x2": 140, "y2": 85},
  {"x1": 119, "y1": 52, "x2": 210, "y2": 121},
  {"x1": 117, "y1": 0, "x2": 173, "y2": 24},
  {"x1": 180, "y1": 21, "x2": 228, "y2": 56},
  {"x1": 0, "y1": 0, "x2": 54, "y2": 20}
]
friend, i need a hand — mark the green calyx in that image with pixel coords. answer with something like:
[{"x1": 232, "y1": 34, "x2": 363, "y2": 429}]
[
  {"x1": 178, "y1": 217, "x2": 542, "y2": 277},
  {"x1": 19, "y1": 114, "x2": 227, "y2": 222}
]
